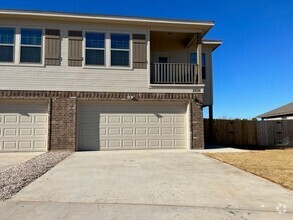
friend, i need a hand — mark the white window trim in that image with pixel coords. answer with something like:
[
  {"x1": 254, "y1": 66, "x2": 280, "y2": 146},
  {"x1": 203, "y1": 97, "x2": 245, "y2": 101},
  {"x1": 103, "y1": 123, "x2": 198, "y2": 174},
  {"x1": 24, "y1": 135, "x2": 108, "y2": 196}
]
[
  {"x1": 0, "y1": 26, "x2": 45, "y2": 67},
  {"x1": 82, "y1": 30, "x2": 133, "y2": 70},
  {"x1": 110, "y1": 32, "x2": 132, "y2": 69},
  {"x1": 19, "y1": 27, "x2": 45, "y2": 66},
  {"x1": 0, "y1": 27, "x2": 15, "y2": 64},
  {"x1": 83, "y1": 31, "x2": 106, "y2": 67}
]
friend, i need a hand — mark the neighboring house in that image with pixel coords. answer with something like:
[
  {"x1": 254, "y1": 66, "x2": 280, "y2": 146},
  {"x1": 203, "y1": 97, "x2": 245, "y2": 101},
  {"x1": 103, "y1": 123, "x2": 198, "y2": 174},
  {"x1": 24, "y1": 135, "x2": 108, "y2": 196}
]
[
  {"x1": 257, "y1": 103, "x2": 293, "y2": 120},
  {"x1": 0, "y1": 10, "x2": 221, "y2": 152}
]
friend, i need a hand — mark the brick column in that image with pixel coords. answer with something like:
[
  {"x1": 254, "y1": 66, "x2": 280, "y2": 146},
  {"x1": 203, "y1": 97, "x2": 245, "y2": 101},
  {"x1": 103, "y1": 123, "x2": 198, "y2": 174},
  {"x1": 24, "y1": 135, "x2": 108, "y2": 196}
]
[
  {"x1": 50, "y1": 97, "x2": 77, "y2": 150},
  {"x1": 191, "y1": 96, "x2": 204, "y2": 149}
]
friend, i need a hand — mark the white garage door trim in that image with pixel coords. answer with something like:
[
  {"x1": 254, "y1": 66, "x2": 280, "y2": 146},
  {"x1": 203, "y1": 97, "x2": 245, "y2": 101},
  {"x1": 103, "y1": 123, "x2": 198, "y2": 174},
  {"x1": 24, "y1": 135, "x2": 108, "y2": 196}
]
[
  {"x1": 0, "y1": 100, "x2": 49, "y2": 152},
  {"x1": 78, "y1": 101, "x2": 190, "y2": 151}
]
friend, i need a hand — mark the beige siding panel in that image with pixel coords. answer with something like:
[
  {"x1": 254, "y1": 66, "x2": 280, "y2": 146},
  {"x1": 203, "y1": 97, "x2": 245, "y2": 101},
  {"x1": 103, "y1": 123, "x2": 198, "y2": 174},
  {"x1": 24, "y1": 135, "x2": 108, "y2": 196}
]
[{"x1": 0, "y1": 65, "x2": 197, "y2": 93}]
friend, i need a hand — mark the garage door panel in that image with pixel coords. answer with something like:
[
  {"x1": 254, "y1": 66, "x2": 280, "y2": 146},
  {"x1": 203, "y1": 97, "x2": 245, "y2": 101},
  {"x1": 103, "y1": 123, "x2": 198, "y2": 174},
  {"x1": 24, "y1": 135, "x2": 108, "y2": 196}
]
[
  {"x1": 175, "y1": 140, "x2": 186, "y2": 147},
  {"x1": 20, "y1": 115, "x2": 33, "y2": 124},
  {"x1": 121, "y1": 128, "x2": 134, "y2": 135},
  {"x1": 19, "y1": 128, "x2": 33, "y2": 136},
  {"x1": 4, "y1": 115, "x2": 18, "y2": 124},
  {"x1": 34, "y1": 128, "x2": 47, "y2": 136},
  {"x1": 149, "y1": 127, "x2": 160, "y2": 135},
  {"x1": 108, "y1": 116, "x2": 121, "y2": 124},
  {"x1": 148, "y1": 116, "x2": 160, "y2": 123},
  {"x1": 0, "y1": 101, "x2": 48, "y2": 152},
  {"x1": 148, "y1": 139, "x2": 160, "y2": 147},
  {"x1": 3, "y1": 128, "x2": 17, "y2": 136},
  {"x1": 3, "y1": 141, "x2": 17, "y2": 150},
  {"x1": 35, "y1": 115, "x2": 48, "y2": 123},
  {"x1": 19, "y1": 141, "x2": 32, "y2": 149},
  {"x1": 78, "y1": 102, "x2": 187, "y2": 150},
  {"x1": 135, "y1": 139, "x2": 147, "y2": 148},
  {"x1": 122, "y1": 139, "x2": 134, "y2": 148},
  {"x1": 122, "y1": 116, "x2": 134, "y2": 123},
  {"x1": 34, "y1": 141, "x2": 47, "y2": 149},
  {"x1": 175, "y1": 127, "x2": 185, "y2": 135},
  {"x1": 108, "y1": 128, "x2": 121, "y2": 135},
  {"x1": 162, "y1": 139, "x2": 173, "y2": 147}
]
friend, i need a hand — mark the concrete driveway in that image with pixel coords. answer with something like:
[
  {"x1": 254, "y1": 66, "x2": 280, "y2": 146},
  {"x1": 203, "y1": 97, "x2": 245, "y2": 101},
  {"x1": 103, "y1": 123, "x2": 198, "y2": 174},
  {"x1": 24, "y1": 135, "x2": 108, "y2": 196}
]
[
  {"x1": 0, "y1": 152, "x2": 43, "y2": 173},
  {"x1": 1, "y1": 150, "x2": 292, "y2": 219}
]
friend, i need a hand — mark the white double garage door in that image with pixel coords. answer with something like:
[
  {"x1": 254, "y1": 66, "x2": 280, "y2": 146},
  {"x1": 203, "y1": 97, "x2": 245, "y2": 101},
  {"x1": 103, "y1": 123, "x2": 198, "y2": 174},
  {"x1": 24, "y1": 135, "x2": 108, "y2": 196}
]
[
  {"x1": 0, "y1": 100, "x2": 190, "y2": 151},
  {"x1": 78, "y1": 102, "x2": 190, "y2": 150}
]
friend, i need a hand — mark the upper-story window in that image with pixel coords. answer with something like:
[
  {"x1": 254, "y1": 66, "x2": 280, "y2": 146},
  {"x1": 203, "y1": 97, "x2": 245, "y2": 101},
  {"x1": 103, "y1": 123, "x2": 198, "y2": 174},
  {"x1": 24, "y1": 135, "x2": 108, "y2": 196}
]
[
  {"x1": 20, "y1": 29, "x2": 42, "y2": 63},
  {"x1": 111, "y1": 33, "x2": 130, "y2": 67},
  {"x1": 0, "y1": 27, "x2": 15, "y2": 62},
  {"x1": 85, "y1": 32, "x2": 105, "y2": 66},
  {"x1": 190, "y1": 52, "x2": 206, "y2": 79}
]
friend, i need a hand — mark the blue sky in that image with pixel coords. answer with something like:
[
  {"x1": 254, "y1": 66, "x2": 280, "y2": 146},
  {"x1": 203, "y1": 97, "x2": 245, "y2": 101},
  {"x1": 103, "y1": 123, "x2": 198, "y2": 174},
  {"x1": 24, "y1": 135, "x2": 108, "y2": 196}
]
[{"x1": 1, "y1": 0, "x2": 292, "y2": 119}]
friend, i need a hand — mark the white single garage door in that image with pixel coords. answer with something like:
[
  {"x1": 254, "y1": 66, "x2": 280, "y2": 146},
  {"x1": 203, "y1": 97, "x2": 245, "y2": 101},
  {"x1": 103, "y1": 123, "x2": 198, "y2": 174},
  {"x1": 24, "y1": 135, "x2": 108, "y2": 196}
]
[
  {"x1": 78, "y1": 102, "x2": 189, "y2": 150},
  {"x1": 0, "y1": 100, "x2": 48, "y2": 152}
]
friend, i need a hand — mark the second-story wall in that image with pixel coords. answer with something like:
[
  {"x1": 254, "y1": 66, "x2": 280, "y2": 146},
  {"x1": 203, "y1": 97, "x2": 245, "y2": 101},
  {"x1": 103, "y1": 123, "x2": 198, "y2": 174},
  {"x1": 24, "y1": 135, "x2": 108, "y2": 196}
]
[{"x1": 0, "y1": 17, "x2": 213, "y2": 104}]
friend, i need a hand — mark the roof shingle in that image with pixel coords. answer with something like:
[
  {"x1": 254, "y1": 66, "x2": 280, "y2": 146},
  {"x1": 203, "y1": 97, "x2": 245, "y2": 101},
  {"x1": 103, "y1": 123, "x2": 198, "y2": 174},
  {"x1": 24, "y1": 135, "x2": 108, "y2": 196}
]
[{"x1": 257, "y1": 102, "x2": 293, "y2": 118}]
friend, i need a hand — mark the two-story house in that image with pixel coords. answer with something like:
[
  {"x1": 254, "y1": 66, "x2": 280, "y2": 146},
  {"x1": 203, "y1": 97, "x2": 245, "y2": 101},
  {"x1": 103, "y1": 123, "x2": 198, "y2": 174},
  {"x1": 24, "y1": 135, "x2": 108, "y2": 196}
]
[{"x1": 0, "y1": 10, "x2": 221, "y2": 152}]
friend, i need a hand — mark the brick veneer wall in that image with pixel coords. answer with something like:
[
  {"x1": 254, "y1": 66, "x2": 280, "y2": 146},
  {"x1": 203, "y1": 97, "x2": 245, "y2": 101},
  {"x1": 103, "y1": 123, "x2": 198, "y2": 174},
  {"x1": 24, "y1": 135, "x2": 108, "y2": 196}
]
[
  {"x1": 0, "y1": 90, "x2": 204, "y2": 150},
  {"x1": 50, "y1": 97, "x2": 76, "y2": 150},
  {"x1": 191, "y1": 97, "x2": 204, "y2": 149}
]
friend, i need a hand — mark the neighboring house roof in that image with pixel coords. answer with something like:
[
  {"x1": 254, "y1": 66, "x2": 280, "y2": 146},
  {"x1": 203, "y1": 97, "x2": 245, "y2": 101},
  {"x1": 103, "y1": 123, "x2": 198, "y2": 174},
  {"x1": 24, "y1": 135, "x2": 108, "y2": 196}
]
[
  {"x1": 256, "y1": 102, "x2": 293, "y2": 119},
  {"x1": 0, "y1": 9, "x2": 214, "y2": 36}
]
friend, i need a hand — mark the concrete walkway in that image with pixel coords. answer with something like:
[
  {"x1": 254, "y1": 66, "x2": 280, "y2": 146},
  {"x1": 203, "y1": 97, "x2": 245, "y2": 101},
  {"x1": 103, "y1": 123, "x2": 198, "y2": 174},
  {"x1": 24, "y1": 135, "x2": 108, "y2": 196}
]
[
  {"x1": 1, "y1": 150, "x2": 292, "y2": 219},
  {"x1": 0, "y1": 152, "x2": 44, "y2": 173}
]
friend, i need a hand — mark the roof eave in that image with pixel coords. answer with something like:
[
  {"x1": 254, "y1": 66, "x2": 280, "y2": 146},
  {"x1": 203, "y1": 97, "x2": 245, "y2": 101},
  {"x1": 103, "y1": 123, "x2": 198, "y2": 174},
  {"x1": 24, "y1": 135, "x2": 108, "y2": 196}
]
[
  {"x1": 202, "y1": 40, "x2": 222, "y2": 51},
  {"x1": 257, "y1": 113, "x2": 293, "y2": 119},
  {"x1": 0, "y1": 9, "x2": 215, "y2": 30}
]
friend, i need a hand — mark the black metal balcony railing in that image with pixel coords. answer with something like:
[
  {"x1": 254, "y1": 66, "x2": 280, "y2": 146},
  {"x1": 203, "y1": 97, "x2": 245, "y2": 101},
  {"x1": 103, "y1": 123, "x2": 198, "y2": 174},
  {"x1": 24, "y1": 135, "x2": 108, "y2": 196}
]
[{"x1": 151, "y1": 63, "x2": 199, "y2": 84}]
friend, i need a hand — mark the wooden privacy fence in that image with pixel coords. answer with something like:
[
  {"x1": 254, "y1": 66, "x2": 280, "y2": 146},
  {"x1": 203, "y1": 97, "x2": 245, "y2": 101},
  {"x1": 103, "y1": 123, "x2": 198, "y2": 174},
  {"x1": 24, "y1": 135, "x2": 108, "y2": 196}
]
[{"x1": 204, "y1": 119, "x2": 293, "y2": 147}]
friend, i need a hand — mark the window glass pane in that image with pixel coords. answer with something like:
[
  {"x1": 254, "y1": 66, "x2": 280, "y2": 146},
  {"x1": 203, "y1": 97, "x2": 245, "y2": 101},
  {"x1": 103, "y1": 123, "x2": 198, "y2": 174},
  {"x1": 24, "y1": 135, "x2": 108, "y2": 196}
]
[
  {"x1": 190, "y1": 53, "x2": 206, "y2": 79},
  {"x1": 0, "y1": 28, "x2": 14, "y2": 44},
  {"x1": 202, "y1": 53, "x2": 206, "y2": 65},
  {"x1": 190, "y1": 53, "x2": 197, "y2": 64},
  {"x1": 158, "y1": 57, "x2": 168, "y2": 63},
  {"x1": 86, "y1": 33, "x2": 105, "y2": 48},
  {"x1": 190, "y1": 53, "x2": 206, "y2": 65},
  {"x1": 21, "y1": 29, "x2": 42, "y2": 45},
  {"x1": 111, "y1": 50, "x2": 129, "y2": 66},
  {"x1": 20, "y1": 47, "x2": 41, "y2": 63},
  {"x1": 86, "y1": 50, "x2": 104, "y2": 65},
  {"x1": 111, "y1": 34, "x2": 129, "y2": 49},
  {"x1": 0, "y1": 46, "x2": 13, "y2": 62},
  {"x1": 202, "y1": 66, "x2": 206, "y2": 79}
]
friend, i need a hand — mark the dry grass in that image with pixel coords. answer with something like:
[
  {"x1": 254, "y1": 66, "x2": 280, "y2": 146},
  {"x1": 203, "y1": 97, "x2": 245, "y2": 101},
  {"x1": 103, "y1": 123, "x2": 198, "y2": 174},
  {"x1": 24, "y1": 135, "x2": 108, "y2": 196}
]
[{"x1": 205, "y1": 149, "x2": 293, "y2": 190}]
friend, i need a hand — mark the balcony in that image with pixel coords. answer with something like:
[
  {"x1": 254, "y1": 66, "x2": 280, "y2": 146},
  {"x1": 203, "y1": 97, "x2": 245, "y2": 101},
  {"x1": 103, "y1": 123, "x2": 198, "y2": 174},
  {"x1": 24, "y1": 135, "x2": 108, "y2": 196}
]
[
  {"x1": 150, "y1": 30, "x2": 203, "y2": 86},
  {"x1": 151, "y1": 63, "x2": 200, "y2": 84}
]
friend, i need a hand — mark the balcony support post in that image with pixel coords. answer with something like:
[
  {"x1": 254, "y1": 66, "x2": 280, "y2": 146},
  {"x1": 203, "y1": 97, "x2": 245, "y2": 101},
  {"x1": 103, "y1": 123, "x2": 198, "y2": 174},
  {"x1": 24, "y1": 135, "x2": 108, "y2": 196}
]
[{"x1": 196, "y1": 33, "x2": 202, "y2": 84}]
